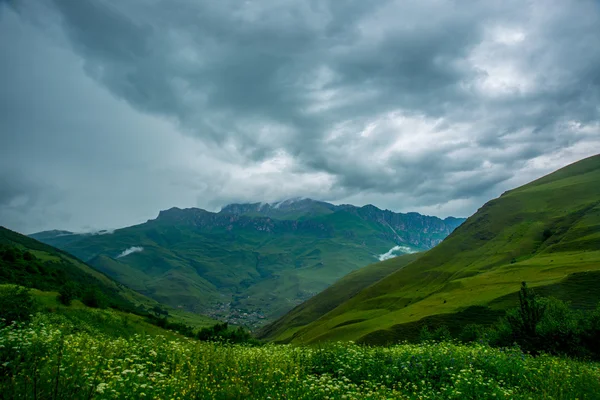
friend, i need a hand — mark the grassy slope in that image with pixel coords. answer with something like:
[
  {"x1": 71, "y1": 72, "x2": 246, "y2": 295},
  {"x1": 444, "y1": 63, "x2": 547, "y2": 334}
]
[
  {"x1": 25, "y1": 286, "x2": 183, "y2": 339},
  {"x1": 0, "y1": 226, "x2": 150, "y2": 308},
  {"x1": 259, "y1": 252, "x2": 422, "y2": 341},
  {"x1": 0, "y1": 227, "x2": 215, "y2": 329},
  {"x1": 286, "y1": 154, "x2": 600, "y2": 344}
]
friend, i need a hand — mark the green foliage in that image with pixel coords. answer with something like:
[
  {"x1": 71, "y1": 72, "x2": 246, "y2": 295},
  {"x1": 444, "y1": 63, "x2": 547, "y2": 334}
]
[
  {"x1": 196, "y1": 322, "x2": 258, "y2": 345},
  {"x1": 516, "y1": 282, "x2": 545, "y2": 337},
  {"x1": 145, "y1": 315, "x2": 197, "y2": 337},
  {"x1": 152, "y1": 305, "x2": 169, "y2": 318},
  {"x1": 458, "y1": 323, "x2": 487, "y2": 343},
  {"x1": 418, "y1": 324, "x2": 451, "y2": 342},
  {"x1": 0, "y1": 247, "x2": 17, "y2": 262},
  {"x1": 82, "y1": 288, "x2": 107, "y2": 309},
  {"x1": 453, "y1": 283, "x2": 600, "y2": 360},
  {"x1": 0, "y1": 285, "x2": 35, "y2": 325},
  {"x1": 58, "y1": 281, "x2": 78, "y2": 305},
  {"x1": 2, "y1": 317, "x2": 600, "y2": 399}
]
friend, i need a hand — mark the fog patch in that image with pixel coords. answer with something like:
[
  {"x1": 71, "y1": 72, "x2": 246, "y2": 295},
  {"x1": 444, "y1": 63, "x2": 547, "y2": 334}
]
[
  {"x1": 378, "y1": 245, "x2": 416, "y2": 261},
  {"x1": 116, "y1": 246, "x2": 143, "y2": 258}
]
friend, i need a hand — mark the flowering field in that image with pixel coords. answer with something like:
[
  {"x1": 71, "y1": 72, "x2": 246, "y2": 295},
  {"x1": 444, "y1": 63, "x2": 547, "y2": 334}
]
[{"x1": 2, "y1": 314, "x2": 600, "y2": 399}]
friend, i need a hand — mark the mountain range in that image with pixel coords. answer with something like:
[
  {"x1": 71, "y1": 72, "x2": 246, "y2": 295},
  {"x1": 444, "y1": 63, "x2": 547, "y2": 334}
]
[{"x1": 31, "y1": 199, "x2": 464, "y2": 326}]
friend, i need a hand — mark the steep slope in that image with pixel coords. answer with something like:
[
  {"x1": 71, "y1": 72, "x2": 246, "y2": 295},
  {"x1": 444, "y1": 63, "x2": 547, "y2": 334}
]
[
  {"x1": 0, "y1": 226, "x2": 150, "y2": 311},
  {"x1": 258, "y1": 252, "x2": 422, "y2": 341},
  {"x1": 31, "y1": 200, "x2": 464, "y2": 325},
  {"x1": 281, "y1": 154, "x2": 600, "y2": 344}
]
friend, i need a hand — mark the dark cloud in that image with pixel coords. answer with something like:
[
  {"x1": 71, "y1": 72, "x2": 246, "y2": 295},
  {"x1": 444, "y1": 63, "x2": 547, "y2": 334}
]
[{"x1": 0, "y1": 0, "x2": 599, "y2": 233}]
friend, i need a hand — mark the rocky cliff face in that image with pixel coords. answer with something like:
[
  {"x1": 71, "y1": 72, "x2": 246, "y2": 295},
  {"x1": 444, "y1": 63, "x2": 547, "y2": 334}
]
[
  {"x1": 156, "y1": 199, "x2": 465, "y2": 248},
  {"x1": 220, "y1": 198, "x2": 337, "y2": 220}
]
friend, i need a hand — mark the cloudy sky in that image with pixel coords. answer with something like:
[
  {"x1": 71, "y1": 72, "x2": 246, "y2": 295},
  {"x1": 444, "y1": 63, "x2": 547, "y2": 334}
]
[{"x1": 1, "y1": 0, "x2": 599, "y2": 234}]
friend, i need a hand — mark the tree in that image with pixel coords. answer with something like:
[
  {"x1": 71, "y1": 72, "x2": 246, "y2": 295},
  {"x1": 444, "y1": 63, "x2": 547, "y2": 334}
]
[
  {"x1": 517, "y1": 282, "x2": 545, "y2": 336},
  {"x1": 22, "y1": 251, "x2": 35, "y2": 261},
  {"x1": 59, "y1": 282, "x2": 78, "y2": 306},
  {"x1": 1, "y1": 248, "x2": 18, "y2": 263},
  {"x1": 82, "y1": 288, "x2": 106, "y2": 309},
  {"x1": 152, "y1": 305, "x2": 169, "y2": 318}
]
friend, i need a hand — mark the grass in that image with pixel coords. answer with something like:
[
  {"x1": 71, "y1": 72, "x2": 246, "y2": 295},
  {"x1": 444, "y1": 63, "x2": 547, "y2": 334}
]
[
  {"x1": 24, "y1": 286, "x2": 215, "y2": 334},
  {"x1": 2, "y1": 315, "x2": 600, "y2": 399},
  {"x1": 276, "y1": 154, "x2": 600, "y2": 344}
]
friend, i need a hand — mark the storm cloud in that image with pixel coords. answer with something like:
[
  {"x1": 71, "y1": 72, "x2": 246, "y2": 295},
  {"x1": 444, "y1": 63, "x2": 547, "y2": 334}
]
[{"x1": 1, "y1": 0, "x2": 599, "y2": 233}]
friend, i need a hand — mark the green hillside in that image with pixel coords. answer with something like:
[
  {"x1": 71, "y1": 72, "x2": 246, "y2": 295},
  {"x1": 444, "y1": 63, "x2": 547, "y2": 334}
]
[
  {"x1": 31, "y1": 200, "x2": 463, "y2": 325},
  {"x1": 278, "y1": 154, "x2": 600, "y2": 344},
  {"x1": 259, "y1": 252, "x2": 422, "y2": 341},
  {"x1": 0, "y1": 226, "x2": 150, "y2": 312},
  {"x1": 0, "y1": 227, "x2": 215, "y2": 329}
]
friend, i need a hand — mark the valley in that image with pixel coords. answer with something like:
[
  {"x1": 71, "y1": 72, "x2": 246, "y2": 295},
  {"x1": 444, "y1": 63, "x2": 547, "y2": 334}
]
[
  {"x1": 3, "y1": 1, "x2": 599, "y2": 397},
  {"x1": 30, "y1": 199, "x2": 464, "y2": 325}
]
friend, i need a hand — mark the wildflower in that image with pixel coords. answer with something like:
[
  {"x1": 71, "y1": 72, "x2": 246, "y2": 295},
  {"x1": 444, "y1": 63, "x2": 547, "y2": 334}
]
[{"x1": 96, "y1": 383, "x2": 108, "y2": 394}]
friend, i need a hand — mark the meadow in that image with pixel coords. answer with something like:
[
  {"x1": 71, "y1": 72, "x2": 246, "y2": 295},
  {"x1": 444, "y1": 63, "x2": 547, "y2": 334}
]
[{"x1": 2, "y1": 312, "x2": 600, "y2": 400}]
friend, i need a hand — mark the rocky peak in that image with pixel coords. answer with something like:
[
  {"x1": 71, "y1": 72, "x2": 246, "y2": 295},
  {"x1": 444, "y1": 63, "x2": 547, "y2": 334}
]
[{"x1": 220, "y1": 198, "x2": 336, "y2": 219}]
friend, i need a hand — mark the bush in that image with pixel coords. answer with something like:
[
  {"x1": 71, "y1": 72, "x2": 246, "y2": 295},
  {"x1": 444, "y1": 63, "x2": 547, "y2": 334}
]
[
  {"x1": 418, "y1": 324, "x2": 451, "y2": 342},
  {"x1": 196, "y1": 322, "x2": 258, "y2": 344},
  {"x1": 82, "y1": 288, "x2": 106, "y2": 309},
  {"x1": 459, "y1": 323, "x2": 487, "y2": 343},
  {"x1": 535, "y1": 297, "x2": 583, "y2": 356},
  {"x1": 0, "y1": 248, "x2": 17, "y2": 263},
  {"x1": 581, "y1": 304, "x2": 600, "y2": 356},
  {"x1": 59, "y1": 282, "x2": 78, "y2": 306},
  {"x1": 22, "y1": 251, "x2": 35, "y2": 261},
  {"x1": 0, "y1": 285, "x2": 35, "y2": 325},
  {"x1": 418, "y1": 325, "x2": 432, "y2": 342},
  {"x1": 457, "y1": 282, "x2": 600, "y2": 360}
]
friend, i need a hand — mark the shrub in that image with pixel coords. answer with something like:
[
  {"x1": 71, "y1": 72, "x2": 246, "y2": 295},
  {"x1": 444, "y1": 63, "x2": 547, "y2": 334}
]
[
  {"x1": 22, "y1": 251, "x2": 35, "y2": 261},
  {"x1": 459, "y1": 323, "x2": 486, "y2": 343},
  {"x1": 535, "y1": 297, "x2": 583, "y2": 356},
  {"x1": 418, "y1": 325, "x2": 433, "y2": 342},
  {"x1": 418, "y1": 324, "x2": 451, "y2": 342},
  {"x1": 432, "y1": 325, "x2": 452, "y2": 341},
  {"x1": 0, "y1": 248, "x2": 17, "y2": 263},
  {"x1": 0, "y1": 285, "x2": 35, "y2": 325},
  {"x1": 58, "y1": 282, "x2": 78, "y2": 306},
  {"x1": 466, "y1": 282, "x2": 600, "y2": 360},
  {"x1": 82, "y1": 288, "x2": 106, "y2": 309},
  {"x1": 196, "y1": 322, "x2": 258, "y2": 344}
]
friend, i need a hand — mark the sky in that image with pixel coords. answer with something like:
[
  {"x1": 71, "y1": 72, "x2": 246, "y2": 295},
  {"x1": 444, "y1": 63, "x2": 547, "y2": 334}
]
[{"x1": 1, "y1": 0, "x2": 599, "y2": 234}]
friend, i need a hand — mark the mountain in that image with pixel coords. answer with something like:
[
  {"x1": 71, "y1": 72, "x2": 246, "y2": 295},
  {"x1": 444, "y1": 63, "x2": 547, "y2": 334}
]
[
  {"x1": 31, "y1": 200, "x2": 465, "y2": 326},
  {"x1": 270, "y1": 154, "x2": 600, "y2": 344}
]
